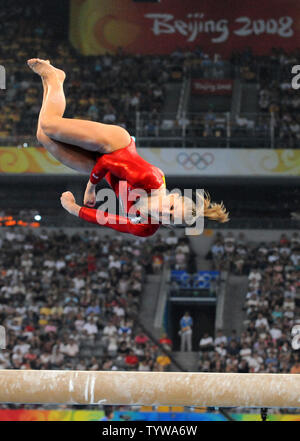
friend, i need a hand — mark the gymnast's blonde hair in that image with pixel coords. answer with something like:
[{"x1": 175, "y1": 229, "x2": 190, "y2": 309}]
[{"x1": 182, "y1": 191, "x2": 229, "y2": 225}]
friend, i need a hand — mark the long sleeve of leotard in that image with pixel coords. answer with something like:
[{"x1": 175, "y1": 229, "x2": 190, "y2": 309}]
[
  {"x1": 79, "y1": 207, "x2": 160, "y2": 238},
  {"x1": 90, "y1": 155, "x2": 108, "y2": 185}
]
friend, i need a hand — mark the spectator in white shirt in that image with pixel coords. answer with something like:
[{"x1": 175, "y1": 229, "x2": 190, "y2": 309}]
[
  {"x1": 64, "y1": 339, "x2": 79, "y2": 357},
  {"x1": 165, "y1": 231, "x2": 178, "y2": 247},
  {"x1": 74, "y1": 314, "x2": 85, "y2": 332},
  {"x1": 290, "y1": 251, "x2": 300, "y2": 266},
  {"x1": 215, "y1": 342, "x2": 227, "y2": 357},
  {"x1": 248, "y1": 269, "x2": 262, "y2": 284},
  {"x1": 103, "y1": 322, "x2": 118, "y2": 339},
  {"x1": 255, "y1": 313, "x2": 269, "y2": 330},
  {"x1": 269, "y1": 325, "x2": 282, "y2": 340},
  {"x1": 240, "y1": 344, "x2": 252, "y2": 360},
  {"x1": 113, "y1": 304, "x2": 125, "y2": 317},
  {"x1": 175, "y1": 239, "x2": 190, "y2": 255},
  {"x1": 83, "y1": 317, "x2": 98, "y2": 336},
  {"x1": 291, "y1": 232, "x2": 300, "y2": 247},
  {"x1": 284, "y1": 307, "x2": 294, "y2": 319},
  {"x1": 199, "y1": 333, "x2": 214, "y2": 352},
  {"x1": 246, "y1": 293, "x2": 259, "y2": 310},
  {"x1": 214, "y1": 330, "x2": 228, "y2": 347},
  {"x1": 268, "y1": 251, "x2": 279, "y2": 263},
  {"x1": 283, "y1": 298, "x2": 295, "y2": 310},
  {"x1": 13, "y1": 341, "x2": 30, "y2": 355},
  {"x1": 247, "y1": 353, "x2": 263, "y2": 372},
  {"x1": 258, "y1": 243, "x2": 268, "y2": 255}
]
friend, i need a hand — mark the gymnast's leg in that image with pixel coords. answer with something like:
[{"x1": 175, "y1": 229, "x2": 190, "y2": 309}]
[
  {"x1": 35, "y1": 62, "x2": 97, "y2": 174},
  {"x1": 28, "y1": 58, "x2": 131, "y2": 154}
]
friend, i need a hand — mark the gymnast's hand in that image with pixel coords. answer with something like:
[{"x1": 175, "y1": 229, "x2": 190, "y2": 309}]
[
  {"x1": 60, "y1": 191, "x2": 80, "y2": 216},
  {"x1": 84, "y1": 180, "x2": 96, "y2": 207}
]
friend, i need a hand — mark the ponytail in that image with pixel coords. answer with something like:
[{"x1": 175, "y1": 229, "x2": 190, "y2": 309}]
[{"x1": 193, "y1": 191, "x2": 229, "y2": 223}]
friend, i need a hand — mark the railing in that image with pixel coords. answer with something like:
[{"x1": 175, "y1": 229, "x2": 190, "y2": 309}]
[
  {"x1": 136, "y1": 111, "x2": 275, "y2": 148},
  {"x1": 188, "y1": 59, "x2": 295, "y2": 83},
  {"x1": 0, "y1": 111, "x2": 283, "y2": 149},
  {"x1": 189, "y1": 60, "x2": 235, "y2": 79}
]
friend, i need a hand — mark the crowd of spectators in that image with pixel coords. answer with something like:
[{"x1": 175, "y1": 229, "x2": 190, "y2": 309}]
[
  {"x1": 199, "y1": 231, "x2": 300, "y2": 373},
  {"x1": 208, "y1": 231, "x2": 251, "y2": 274},
  {"x1": 231, "y1": 47, "x2": 300, "y2": 148},
  {"x1": 149, "y1": 231, "x2": 195, "y2": 274},
  {"x1": 139, "y1": 46, "x2": 300, "y2": 148},
  {"x1": 0, "y1": 227, "x2": 181, "y2": 408},
  {"x1": 1, "y1": 3, "x2": 299, "y2": 149},
  {"x1": 0, "y1": 3, "x2": 180, "y2": 146}
]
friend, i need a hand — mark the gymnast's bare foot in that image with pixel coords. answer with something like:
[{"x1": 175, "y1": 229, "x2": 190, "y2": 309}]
[
  {"x1": 41, "y1": 60, "x2": 66, "y2": 83},
  {"x1": 27, "y1": 58, "x2": 66, "y2": 82}
]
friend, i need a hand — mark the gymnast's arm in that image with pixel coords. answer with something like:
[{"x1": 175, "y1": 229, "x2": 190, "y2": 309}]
[
  {"x1": 83, "y1": 155, "x2": 109, "y2": 207},
  {"x1": 60, "y1": 191, "x2": 159, "y2": 238},
  {"x1": 78, "y1": 207, "x2": 159, "y2": 237},
  {"x1": 89, "y1": 155, "x2": 108, "y2": 185}
]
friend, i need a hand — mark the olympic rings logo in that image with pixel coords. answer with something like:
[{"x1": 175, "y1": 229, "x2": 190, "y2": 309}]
[{"x1": 176, "y1": 152, "x2": 214, "y2": 170}]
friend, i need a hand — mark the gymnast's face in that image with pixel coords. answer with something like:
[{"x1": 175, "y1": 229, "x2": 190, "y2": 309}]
[{"x1": 158, "y1": 194, "x2": 184, "y2": 224}]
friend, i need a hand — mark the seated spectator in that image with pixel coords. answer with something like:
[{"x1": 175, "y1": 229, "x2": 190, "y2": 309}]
[
  {"x1": 102, "y1": 321, "x2": 118, "y2": 341},
  {"x1": 83, "y1": 316, "x2": 98, "y2": 336},
  {"x1": 269, "y1": 324, "x2": 282, "y2": 341},
  {"x1": 248, "y1": 269, "x2": 262, "y2": 287},
  {"x1": 138, "y1": 358, "x2": 151, "y2": 371},
  {"x1": 214, "y1": 329, "x2": 227, "y2": 347},
  {"x1": 165, "y1": 231, "x2": 178, "y2": 248},
  {"x1": 239, "y1": 343, "x2": 252, "y2": 360},
  {"x1": 284, "y1": 306, "x2": 294, "y2": 319},
  {"x1": 283, "y1": 297, "x2": 295, "y2": 310},
  {"x1": 199, "y1": 333, "x2": 214, "y2": 352},
  {"x1": 211, "y1": 241, "x2": 224, "y2": 258},
  {"x1": 50, "y1": 346, "x2": 64, "y2": 367},
  {"x1": 215, "y1": 342, "x2": 227, "y2": 357},
  {"x1": 159, "y1": 333, "x2": 173, "y2": 351},
  {"x1": 86, "y1": 300, "x2": 101, "y2": 316},
  {"x1": 271, "y1": 305, "x2": 283, "y2": 320},
  {"x1": 175, "y1": 238, "x2": 190, "y2": 255},
  {"x1": 118, "y1": 320, "x2": 132, "y2": 337},
  {"x1": 255, "y1": 313, "x2": 269, "y2": 330},
  {"x1": 107, "y1": 334, "x2": 118, "y2": 356},
  {"x1": 135, "y1": 332, "x2": 149, "y2": 345},
  {"x1": 64, "y1": 338, "x2": 79, "y2": 358},
  {"x1": 156, "y1": 352, "x2": 171, "y2": 371},
  {"x1": 125, "y1": 350, "x2": 139, "y2": 368},
  {"x1": 245, "y1": 293, "x2": 259, "y2": 312}
]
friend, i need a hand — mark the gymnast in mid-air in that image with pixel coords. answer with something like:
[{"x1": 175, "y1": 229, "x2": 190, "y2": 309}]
[{"x1": 28, "y1": 58, "x2": 229, "y2": 237}]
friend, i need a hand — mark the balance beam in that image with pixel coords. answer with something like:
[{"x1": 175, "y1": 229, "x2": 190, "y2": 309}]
[{"x1": 0, "y1": 370, "x2": 300, "y2": 408}]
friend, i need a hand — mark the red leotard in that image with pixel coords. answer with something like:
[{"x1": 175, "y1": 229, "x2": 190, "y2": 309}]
[{"x1": 79, "y1": 138, "x2": 165, "y2": 237}]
